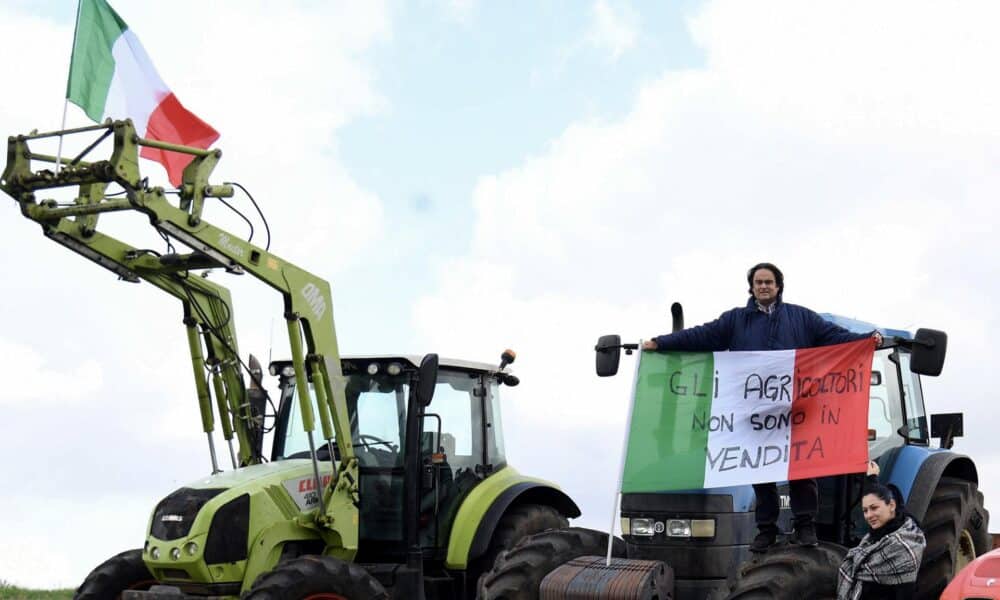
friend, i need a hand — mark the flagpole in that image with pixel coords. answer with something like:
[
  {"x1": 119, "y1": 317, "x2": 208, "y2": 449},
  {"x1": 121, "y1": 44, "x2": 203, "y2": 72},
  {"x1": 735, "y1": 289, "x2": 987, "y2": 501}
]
[
  {"x1": 57, "y1": 0, "x2": 85, "y2": 175},
  {"x1": 606, "y1": 340, "x2": 645, "y2": 566},
  {"x1": 54, "y1": 99, "x2": 70, "y2": 175}
]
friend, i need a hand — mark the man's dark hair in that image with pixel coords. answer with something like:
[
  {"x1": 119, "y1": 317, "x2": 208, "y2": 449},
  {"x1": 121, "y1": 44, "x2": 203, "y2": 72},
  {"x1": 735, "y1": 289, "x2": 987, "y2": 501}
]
[{"x1": 747, "y1": 262, "x2": 784, "y2": 296}]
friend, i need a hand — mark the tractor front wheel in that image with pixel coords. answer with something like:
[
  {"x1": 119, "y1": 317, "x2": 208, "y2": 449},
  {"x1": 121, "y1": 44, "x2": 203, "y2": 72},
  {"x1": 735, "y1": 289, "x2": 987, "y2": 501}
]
[
  {"x1": 477, "y1": 527, "x2": 627, "y2": 600},
  {"x1": 916, "y1": 477, "x2": 991, "y2": 600},
  {"x1": 74, "y1": 549, "x2": 155, "y2": 600},
  {"x1": 713, "y1": 542, "x2": 846, "y2": 600},
  {"x1": 243, "y1": 555, "x2": 388, "y2": 600}
]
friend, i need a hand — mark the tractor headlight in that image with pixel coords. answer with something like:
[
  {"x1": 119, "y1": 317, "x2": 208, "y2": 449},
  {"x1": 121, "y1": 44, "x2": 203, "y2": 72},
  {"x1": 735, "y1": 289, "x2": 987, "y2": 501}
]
[
  {"x1": 666, "y1": 519, "x2": 691, "y2": 537},
  {"x1": 631, "y1": 518, "x2": 655, "y2": 536},
  {"x1": 663, "y1": 518, "x2": 716, "y2": 538},
  {"x1": 387, "y1": 362, "x2": 402, "y2": 376}
]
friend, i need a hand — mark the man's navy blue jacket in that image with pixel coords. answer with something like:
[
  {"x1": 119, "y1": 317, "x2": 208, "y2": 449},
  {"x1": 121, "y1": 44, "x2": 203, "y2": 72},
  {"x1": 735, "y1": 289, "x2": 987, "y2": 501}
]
[{"x1": 651, "y1": 297, "x2": 870, "y2": 352}]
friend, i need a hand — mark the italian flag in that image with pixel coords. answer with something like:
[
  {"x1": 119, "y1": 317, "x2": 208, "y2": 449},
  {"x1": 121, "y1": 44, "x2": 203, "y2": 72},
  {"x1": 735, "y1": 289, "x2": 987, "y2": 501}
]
[
  {"x1": 66, "y1": 0, "x2": 219, "y2": 186},
  {"x1": 621, "y1": 339, "x2": 875, "y2": 493}
]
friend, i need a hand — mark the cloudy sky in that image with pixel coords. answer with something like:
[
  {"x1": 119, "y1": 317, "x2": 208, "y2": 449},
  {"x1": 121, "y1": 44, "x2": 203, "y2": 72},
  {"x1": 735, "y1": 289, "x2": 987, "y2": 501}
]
[{"x1": 2, "y1": 0, "x2": 999, "y2": 589}]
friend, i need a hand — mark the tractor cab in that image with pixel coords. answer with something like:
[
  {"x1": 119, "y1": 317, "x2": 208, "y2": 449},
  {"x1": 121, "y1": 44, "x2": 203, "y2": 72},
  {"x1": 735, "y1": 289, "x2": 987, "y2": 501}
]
[
  {"x1": 269, "y1": 355, "x2": 511, "y2": 564},
  {"x1": 819, "y1": 314, "x2": 958, "y2": 458}
]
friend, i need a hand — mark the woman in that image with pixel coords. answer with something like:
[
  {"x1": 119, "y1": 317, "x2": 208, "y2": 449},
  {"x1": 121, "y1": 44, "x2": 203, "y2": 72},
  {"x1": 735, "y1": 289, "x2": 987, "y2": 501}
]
[{"x1": 837, "y1": 462, "x2": 926, "y2": 600}]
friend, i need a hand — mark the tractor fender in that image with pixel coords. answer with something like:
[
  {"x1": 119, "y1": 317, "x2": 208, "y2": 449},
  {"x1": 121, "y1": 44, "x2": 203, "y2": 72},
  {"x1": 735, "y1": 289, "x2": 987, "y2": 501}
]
[
  {"x1": 884, "y1": 445, "x2": 978, "y2": 522},
  {"x1": 444, "y1": 466, "x2": 580, "y2": 570}
]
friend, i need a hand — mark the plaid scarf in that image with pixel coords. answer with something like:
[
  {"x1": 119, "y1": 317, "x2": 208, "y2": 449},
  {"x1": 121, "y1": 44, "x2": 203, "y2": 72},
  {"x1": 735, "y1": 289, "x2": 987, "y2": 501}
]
[{"x1": 836, "y1": 515, "x2": 925, "y2": 600}]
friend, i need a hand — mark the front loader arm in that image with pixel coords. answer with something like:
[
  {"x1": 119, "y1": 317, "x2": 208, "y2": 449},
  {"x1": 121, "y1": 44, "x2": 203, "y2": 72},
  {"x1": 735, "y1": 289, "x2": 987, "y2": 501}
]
[
  {"x1": 51, "y1": 216, "x2": 257, "y2": 466},
  {"x1": 1, "y1": 120, "x2": 358, "y2": 553}
]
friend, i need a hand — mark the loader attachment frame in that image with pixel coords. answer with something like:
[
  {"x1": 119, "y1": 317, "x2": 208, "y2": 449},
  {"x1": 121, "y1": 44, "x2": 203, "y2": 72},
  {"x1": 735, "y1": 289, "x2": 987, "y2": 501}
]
[{"x1": 1, "y1": 120, "x2": 358, "y2": 553}]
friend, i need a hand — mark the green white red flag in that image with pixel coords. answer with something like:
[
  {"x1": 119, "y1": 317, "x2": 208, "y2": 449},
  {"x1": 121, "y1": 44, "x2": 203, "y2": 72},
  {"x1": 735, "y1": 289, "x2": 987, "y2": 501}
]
[
  {"x1": 66, "y1": 0, "x2": 219, "y2": 186},
  {"x1": 621, "y1": 339, "x2": 875, "y2": 492}
]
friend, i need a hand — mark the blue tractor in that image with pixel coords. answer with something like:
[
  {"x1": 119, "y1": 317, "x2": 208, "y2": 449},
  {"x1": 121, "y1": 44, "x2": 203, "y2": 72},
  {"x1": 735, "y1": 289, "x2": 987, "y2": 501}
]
[{"x1": 477, "y1": 309, "x2": 990, "y2": 600}]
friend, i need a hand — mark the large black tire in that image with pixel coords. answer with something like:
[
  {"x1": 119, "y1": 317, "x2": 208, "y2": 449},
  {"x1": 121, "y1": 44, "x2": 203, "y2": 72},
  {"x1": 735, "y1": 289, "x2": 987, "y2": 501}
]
[
  {"x1": 916, "y1": 476, "x2": 991, "y2": 600},
  {"x1": 243, "y1": 555, "x2": 388, "y2": 599},
  {"x1": 713, "y1": 542, "x2": 846, "y2": 600},
  {"x1": 74, "y1": 549, "x2": 155, "y2": 600},
  {"x1": 477, "y1": 527, "x2": 627, "y2": 600},
  {"x1": 467, "y1": 503, "x2": 568, "y2": 596}
]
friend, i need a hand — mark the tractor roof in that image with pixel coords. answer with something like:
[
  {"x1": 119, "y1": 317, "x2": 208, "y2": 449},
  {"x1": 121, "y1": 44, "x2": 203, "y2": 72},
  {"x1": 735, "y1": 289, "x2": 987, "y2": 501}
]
[
  {"x1": 342, "y1": 355, "x2": 502, "y2": 374},
  {"x1": 819, "y1": 313, "x2": 912, "y2": 339}
]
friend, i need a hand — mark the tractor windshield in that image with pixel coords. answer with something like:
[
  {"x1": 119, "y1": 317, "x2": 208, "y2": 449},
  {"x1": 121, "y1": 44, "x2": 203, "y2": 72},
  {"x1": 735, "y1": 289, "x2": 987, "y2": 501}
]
[{"x1": 276, "y1": 370, "x2": 409, "y2": 467}]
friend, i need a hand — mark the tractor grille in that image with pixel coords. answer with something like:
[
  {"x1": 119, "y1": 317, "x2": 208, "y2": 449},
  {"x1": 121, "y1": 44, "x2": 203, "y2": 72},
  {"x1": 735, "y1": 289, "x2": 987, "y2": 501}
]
[
  {"x1": 622, "y1": 491, "x2": 755, "y2": 580},
  {"x1": 151, "y1": 488, "x2": 224, "y2": 541},
  {"x1": 622, "y1": 492, "x2": 734, "y2": 513},
  {"x1": 204, "y1": 494, "x2": 250, "y2": 564}
]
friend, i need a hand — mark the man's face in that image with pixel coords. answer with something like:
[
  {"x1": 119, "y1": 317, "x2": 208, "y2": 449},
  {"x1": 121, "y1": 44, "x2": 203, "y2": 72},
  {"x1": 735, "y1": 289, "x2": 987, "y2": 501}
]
[{"x1": 751, "y1": 268, "x2": 780, "y2": 306}]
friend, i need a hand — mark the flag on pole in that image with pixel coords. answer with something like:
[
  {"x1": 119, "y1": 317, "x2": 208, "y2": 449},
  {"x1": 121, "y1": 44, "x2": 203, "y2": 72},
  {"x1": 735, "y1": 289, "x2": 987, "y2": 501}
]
[
  {"x1": 66, "y1": 0, "x2": 219, "y2": 186},
  {"x1": 622, "y1": 339, "x2": 875, "y2": 493}
]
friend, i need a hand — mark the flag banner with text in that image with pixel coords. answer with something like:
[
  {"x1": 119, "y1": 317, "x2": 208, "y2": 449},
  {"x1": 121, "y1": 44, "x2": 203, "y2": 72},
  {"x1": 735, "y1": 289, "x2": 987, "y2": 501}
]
[{"x1": 622, "y1": 339, "x2": 874, "y2": 493}]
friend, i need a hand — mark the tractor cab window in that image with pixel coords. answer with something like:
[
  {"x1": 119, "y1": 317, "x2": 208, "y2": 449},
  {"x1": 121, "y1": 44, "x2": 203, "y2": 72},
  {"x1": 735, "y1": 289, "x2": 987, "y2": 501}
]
[
  {"x1": 897, "y1": 351, "x2": 929, "y2": 443},
  {"x1": 423, "y1": 370, "x2": 483, "y2": 477},
  {"x1": 486, "y1": 379, "x2": 507, "y2": 467},
  {"x1": 868, "y1": 349, "x2": 905, "y2": 457}
]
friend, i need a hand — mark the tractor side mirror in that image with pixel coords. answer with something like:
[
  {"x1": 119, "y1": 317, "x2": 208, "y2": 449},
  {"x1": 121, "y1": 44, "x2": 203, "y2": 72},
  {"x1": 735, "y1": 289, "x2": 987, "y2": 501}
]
[
  {"x1": 931, "y1": 412, "x2": 963, "y2": 449},
  {"x1": 596, "y1": 334, "x2": 622, "y2": 377},
  {"x1": 910, "y1": 328, "x2": 947, "y2": 376},
  {"x1": 417, "y1": 353, "x2": 439, "y2": 406}
]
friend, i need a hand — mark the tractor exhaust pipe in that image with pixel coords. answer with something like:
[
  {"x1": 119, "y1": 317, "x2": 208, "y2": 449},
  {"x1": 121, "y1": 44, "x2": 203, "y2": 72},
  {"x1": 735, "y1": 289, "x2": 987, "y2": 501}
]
[{"x1": 671, "y1": 302, "x2": 684, "y2": 333}]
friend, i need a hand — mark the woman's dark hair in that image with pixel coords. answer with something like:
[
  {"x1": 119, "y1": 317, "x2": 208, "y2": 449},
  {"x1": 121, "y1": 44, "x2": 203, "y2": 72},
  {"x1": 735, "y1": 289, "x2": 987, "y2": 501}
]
[
  {"x1": 863, "y1": 482, "x2": 906, "y2": 513},
  {"x1": 747, "y1": 262, "x2": 784, "y2": 296}
]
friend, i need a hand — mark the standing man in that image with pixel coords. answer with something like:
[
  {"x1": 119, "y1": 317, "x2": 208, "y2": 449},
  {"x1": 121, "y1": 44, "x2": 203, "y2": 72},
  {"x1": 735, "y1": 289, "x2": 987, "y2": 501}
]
[{"x1": 642, "y1": 262, "x2": 881, "y2": 553}]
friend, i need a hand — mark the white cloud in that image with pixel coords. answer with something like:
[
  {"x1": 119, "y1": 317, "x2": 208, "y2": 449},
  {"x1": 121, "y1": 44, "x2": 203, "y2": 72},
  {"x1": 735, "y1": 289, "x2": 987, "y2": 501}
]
[
  {"x1": 0, "y1": 339, "x2": 103, "y2": 404},
  {"x1": 586, "y1": 0, "x2": 638, "y2": 60},
  {"x1": 415, "y1": 0, "x2": 1000, "y2": 531}
]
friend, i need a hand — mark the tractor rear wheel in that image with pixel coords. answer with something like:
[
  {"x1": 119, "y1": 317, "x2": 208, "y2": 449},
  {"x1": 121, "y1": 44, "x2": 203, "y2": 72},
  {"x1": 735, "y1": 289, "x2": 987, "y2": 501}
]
[
  {"x1": 916, "y1": 477, "x2": 991, "y2": 600},
  {"x1": 476, "y1": 504, "x2": 568, "y2": 569},
  {"x1": 74, "y1": 549, "x2": 155, "y2": 600},
  {"x1": 477, "y1": 527, "x2": 627, "y2": 600},
  {"x1": 467, "y1": 503, "x2": 567, "y2": 596},
  {"x1": 713, "y1": 542, "x2": 846, "y2": 600},
  {"x1": 243, "y1": 555, "x2": 388, "y2": 600}
]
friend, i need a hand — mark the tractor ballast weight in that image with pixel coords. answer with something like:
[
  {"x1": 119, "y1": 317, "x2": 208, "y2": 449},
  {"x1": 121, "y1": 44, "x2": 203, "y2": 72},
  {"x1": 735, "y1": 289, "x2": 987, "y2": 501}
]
[
  {"x1": 539, "y1": 556, "x2": 673, "y2": 599},
  {"x1": 3, "y1": 121, "x2": 580, "y2": 599}
]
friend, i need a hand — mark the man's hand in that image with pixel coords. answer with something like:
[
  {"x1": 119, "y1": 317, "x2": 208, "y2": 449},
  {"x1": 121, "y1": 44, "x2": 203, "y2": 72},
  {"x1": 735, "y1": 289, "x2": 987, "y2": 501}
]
[
  {"x1": 642, "y1": 339, "x2": 658, "y2": 350},
  {"x1": 867, "y1": 460, "x2": 880, "y2": 477},
  {"x1": 872, "y1": 332, "x2": 883, "y2": 347}
]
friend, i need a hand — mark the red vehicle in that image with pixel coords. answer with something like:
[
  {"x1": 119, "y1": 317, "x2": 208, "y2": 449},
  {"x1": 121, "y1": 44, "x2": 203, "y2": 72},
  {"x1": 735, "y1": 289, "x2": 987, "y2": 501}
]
[{"x1": 941, "y1": 546, "x2": 1000, "y2": 600}]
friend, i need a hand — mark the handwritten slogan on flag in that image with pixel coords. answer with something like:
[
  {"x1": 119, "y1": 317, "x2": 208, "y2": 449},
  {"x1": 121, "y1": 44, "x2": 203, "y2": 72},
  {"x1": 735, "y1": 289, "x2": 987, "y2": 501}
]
[{"x1": 621, "y1": 339, "x2": 875, "y2": 492}]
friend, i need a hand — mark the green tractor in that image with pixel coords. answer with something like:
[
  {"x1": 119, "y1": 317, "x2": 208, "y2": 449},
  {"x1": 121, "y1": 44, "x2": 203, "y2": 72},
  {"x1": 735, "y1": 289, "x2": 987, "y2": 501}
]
[{"x1": 1, "y1": 121, "x2": 583, "y2": 599}]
